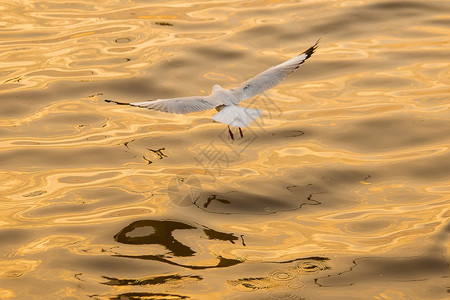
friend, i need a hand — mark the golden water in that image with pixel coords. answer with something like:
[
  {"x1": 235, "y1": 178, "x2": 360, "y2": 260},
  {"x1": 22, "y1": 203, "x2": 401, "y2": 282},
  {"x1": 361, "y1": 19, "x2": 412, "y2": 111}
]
[{"x1": 0, "y1": 0, "x2": 449, "y2": 299}]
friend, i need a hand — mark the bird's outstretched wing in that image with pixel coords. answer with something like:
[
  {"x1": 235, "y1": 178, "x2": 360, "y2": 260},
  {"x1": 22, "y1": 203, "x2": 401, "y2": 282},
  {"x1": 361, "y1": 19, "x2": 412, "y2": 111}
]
[
  {"x1": 230, "y1": 40, "x2": 319, "y2": 103},
  {"x1": 105, "y1": 40, "x2": 319, "y2": 114},
  {"x1": 106, "y1": 96, "x2": 216, "y2": 114}
]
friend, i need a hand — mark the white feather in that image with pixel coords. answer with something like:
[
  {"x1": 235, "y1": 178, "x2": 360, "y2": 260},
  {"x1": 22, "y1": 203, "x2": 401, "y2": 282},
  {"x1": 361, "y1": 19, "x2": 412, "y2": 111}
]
[
  {"x1": 131, "y1": 96, "x2": 215, "y2": 114},
  {"x1": 212, "y1": 105, "x2": 262, "y2": 128}
]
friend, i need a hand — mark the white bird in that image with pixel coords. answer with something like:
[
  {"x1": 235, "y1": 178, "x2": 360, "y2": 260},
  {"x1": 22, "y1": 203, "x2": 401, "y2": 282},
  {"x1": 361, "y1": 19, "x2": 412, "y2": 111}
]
[{"x1": 106, "y1": 40, "x2": 319, "y2": 140}]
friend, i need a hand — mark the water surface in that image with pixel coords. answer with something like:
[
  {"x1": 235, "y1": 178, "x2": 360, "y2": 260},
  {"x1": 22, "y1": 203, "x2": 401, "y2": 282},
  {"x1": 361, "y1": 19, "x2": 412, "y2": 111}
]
[{"x1": 0, "y1": 0, "x2": 449, "y2": 299}]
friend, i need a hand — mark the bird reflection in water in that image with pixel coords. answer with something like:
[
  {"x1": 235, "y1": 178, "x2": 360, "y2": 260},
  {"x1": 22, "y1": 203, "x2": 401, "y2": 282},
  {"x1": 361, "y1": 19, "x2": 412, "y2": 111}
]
[
  {"x1": 93, "y1": 292, "x2": 189, "y2": 300},
  {"x1": 113, "y1": 220, "x2": 244, "y2": 268},
  {"x1": 92, "y1": 220, "x2": 246, "y2": 299},
  {"x1": 96, "y1": 220, "x2": 331, "y2": 299}
]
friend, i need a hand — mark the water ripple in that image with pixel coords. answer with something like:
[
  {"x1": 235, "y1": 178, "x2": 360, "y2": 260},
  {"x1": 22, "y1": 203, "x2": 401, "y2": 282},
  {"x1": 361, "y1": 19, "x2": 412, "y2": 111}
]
[{"x1": 0, "y1": 0, "x2": 449, "y2": 299}]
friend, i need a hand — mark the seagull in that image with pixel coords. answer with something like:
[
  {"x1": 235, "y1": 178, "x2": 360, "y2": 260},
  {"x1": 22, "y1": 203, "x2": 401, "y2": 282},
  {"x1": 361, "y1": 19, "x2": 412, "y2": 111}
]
[{"x1": 106, "y1": 40, "x2": 319, "y2": 140}]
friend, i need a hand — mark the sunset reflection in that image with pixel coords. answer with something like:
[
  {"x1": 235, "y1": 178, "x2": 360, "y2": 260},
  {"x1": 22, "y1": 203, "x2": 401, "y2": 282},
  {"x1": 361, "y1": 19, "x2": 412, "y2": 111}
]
[{"x1": 0, "y1": 0, "x2": 449, "y2": 299}]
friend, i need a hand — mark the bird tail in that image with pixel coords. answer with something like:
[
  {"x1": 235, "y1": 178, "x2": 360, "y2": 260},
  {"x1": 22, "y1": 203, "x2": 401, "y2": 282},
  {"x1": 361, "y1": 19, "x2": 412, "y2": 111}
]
[{"x1": 212, "y1": 105, "x2": 262, "y2": 128}]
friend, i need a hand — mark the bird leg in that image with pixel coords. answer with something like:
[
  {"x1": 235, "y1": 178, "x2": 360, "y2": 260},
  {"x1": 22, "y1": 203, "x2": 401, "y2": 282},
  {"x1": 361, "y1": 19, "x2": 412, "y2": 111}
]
[
  {"x1": 239, "y1": 127, "x2": 243, "y2": 138},
  {"x1": 228, "y1": 125, "x2": 235, "y2": 140}
]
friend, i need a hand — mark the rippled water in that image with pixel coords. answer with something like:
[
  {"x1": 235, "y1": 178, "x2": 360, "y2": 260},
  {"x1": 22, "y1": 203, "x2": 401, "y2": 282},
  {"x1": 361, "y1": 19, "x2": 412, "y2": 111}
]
[{"x1": 1, "y1": 0, "x2": 449, "y2": 299}]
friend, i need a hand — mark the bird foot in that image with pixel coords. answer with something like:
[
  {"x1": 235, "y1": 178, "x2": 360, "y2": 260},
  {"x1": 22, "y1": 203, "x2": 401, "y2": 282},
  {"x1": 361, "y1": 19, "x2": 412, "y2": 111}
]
[
  {"x1": 227, "y1": 126, "x2": 245, "y2": 140},
  {"x1": 228, "y1": 125, "x2": 235, "y2": 140}
]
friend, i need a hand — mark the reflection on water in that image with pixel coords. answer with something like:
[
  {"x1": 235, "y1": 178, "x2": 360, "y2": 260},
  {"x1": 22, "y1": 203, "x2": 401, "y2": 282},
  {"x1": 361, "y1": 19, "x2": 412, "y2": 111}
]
[
  {"x1": 101, "y1": 274, "x2": 202, "y2": 287},
  {"x1": 317, "y1": 255, "x2": 448, "y2": 287},
  {"x1": 194, "y1": 187, "x2": 323, "y2": 215},
  {"x1": 92, "y1": 292, "x2": 189, "y2": 300},
  {"x1": 113, "y1": 219, "x2": 243, "y2": 269},
  {"x1": 1, "y1": 0, "x2": 449, "y2": 299},
  {"x1": 229, "y1": 257, "x2": 329, "y2": 292}
]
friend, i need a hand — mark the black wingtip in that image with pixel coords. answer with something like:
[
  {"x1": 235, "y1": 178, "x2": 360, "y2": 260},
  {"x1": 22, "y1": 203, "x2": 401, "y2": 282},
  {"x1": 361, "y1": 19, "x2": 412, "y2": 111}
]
[
  {"x1": 302, "y1": 38, "x2": 320, "y2": 59},
  {"x1": 105, "y1": 99, "x2": 130, "y2": 105}
]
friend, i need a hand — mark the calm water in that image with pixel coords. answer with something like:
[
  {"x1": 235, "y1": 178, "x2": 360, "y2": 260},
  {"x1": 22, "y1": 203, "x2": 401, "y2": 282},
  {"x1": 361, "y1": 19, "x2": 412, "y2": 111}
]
[{"x1": 0, "y1": 0, "x2": 449, "y2": 299}]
